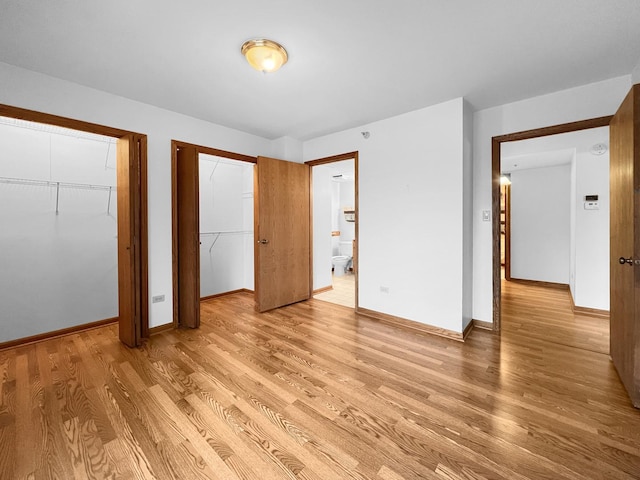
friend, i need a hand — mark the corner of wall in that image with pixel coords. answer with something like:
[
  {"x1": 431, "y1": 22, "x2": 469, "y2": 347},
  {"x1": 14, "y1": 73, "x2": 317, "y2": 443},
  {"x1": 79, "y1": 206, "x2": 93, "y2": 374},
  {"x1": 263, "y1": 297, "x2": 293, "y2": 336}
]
[
  {"x1": 462, "y1": 100, "x2": 474, "y2": 329},
  {"x1": 632, "y1": 58, "x2": 640, "y2": 85},
  {"x1": 270, "y1": 136, "x2": 303, "y2": 163}
]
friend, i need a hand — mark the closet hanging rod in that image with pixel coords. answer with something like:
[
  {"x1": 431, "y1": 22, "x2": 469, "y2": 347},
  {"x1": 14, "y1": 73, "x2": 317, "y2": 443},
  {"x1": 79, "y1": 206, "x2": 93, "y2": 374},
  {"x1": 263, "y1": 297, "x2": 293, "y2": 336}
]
[{"x1": 0, "y1": 176, "x2": 114, "y2": 191}]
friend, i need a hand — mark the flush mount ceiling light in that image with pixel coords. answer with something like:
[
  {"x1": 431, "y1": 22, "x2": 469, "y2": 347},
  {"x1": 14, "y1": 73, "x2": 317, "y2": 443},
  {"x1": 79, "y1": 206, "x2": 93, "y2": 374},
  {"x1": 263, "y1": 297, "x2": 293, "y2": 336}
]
[{"x1": 241, "y1": 39, "x2": 288, "y2": 73}]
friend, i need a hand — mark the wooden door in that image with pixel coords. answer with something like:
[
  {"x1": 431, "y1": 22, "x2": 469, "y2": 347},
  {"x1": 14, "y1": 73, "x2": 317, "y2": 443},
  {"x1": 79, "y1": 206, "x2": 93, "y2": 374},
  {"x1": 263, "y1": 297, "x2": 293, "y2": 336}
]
[
  {"x1": 117, "y1": 135, "x2": 141, "y2": 346},
  {"x1": 176, "y1": 145, "x2": 200, "y2": 328},
  {"x1": 610, "y1": 84, "x2": 640, "y2": 408},
  {"x1": 254, "y1": 156, "x2": 310, "y2": 312}
]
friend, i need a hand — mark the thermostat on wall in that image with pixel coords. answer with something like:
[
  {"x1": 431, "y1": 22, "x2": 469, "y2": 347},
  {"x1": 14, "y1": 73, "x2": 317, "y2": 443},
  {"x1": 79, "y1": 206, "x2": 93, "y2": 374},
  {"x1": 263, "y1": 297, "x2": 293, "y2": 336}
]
[{"x1": 584, "y1": 194, "x2": 599, "y2": 210}]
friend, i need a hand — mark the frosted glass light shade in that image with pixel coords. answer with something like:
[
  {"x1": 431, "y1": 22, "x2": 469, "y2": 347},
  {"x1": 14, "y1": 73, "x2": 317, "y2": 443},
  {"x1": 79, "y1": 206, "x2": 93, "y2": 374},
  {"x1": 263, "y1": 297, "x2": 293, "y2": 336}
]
[{"x1": 241, "y1": 39, "x2": 288, "y2": 73}]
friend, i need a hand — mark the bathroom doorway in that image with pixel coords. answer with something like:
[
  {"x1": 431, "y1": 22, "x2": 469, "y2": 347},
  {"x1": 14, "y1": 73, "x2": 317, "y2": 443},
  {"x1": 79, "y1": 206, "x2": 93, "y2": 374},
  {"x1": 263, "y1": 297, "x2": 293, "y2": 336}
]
[{"x1": 307, "y1": 152, "x2": 358, "y2": 309}]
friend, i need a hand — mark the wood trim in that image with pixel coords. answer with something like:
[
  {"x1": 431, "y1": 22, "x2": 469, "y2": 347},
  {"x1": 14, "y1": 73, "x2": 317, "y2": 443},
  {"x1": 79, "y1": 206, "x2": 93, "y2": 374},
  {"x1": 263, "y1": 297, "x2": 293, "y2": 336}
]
[
  {"x1": 0, "y1": 103, "x2": 142, "y2": 137},
  {"x1": 492, "y1": 138, "x2": 501, "y2": 332},
  {"x1": 472, "y1": 319, "x2": 494, "y2": 330},
  {"x1": 172, "y1": 140, "x2": 257, "y2": 164},
  {"x1": 138, "y1": 134, "x2": 149, "y2": 339},
  {"x1": 509, "y1": 278, "x2": 570, "y2": 290},
  {"x1": 171, "y1": 141, "x2": 179, "y2": 329},
  {"x1": 305, "y1": 151, "x2": 359, "y2": 166},
  {"x1": 494, "y1": 116, "x2": 613, "y2": 143},
  {"x1": 491, "y1": 116, "x2": 613, "y2": 333},
  {"x1": 309, "y1": 167, "x2": 314, "y2": 299},
  {"x1": 462, "y1": 320, "x2": 474, "y2": 340},
  {"x1": 573, "y1": 306, "x2": 610, "y2": 319},
  {"x1": 307, "y1": 151, "x2": 359, "y2": 309},
  {"x1": 356, "y1": 307, "x2": 465, "y2": 342},
  {"x1": 0, "y1": 317, "x2": 118, "y2": 352},
  {"x1": 312, "y1": 285, "x2": 333, "y2": 295},
  {"x1": 175, "y1": 145, "x2": 200, "y2": 328},
  {"x1": 569, "y1": 289, "x2": 610, "y2": 318},
  {"x1": 503, "y1": 183, "x2": 511, "y2": 280},
  {"x1": 148, "y1": 323, "x2": 174, "y2": 336},
  {"x1": 201, "y1": 289, "x2": 254, "y2": 302}
]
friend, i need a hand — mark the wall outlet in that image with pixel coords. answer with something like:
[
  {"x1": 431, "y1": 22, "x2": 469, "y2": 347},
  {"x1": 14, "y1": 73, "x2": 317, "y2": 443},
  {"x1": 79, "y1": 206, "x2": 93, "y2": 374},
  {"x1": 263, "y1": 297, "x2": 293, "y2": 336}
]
[
  {"x1": 152, "y1": 294, "x2": 165, "y2": 303},
  {"x1": 380, "y1": 286, "x2": 390, "y2": 294}
]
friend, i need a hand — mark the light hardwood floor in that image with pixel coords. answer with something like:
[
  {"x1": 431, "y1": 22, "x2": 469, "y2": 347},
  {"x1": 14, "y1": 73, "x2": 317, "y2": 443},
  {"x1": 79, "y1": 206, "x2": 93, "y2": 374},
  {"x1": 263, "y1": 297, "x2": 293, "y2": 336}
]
[{"x1": 0, "y1": 285, "x2": 638, "y2": 479}]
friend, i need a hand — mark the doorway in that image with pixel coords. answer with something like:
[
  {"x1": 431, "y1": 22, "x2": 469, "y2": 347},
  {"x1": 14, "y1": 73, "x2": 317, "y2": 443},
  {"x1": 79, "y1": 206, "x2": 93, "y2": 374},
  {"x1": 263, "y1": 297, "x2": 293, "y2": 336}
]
[
  {"x1": 171, "y1": 141, "x2": 256, "y2": 328},
  {"x1": 498, "y1": 126, "x2": 610, "y2": 353},
  {"x1": 491, "y1": 116, "x2": 611, "y2": 331},
  {"x1": 0, "y1": 104, "x2": 148, "y2": 348},
  {"x1": 306, "y1": 152, "x2": 359, "y2": 309}
]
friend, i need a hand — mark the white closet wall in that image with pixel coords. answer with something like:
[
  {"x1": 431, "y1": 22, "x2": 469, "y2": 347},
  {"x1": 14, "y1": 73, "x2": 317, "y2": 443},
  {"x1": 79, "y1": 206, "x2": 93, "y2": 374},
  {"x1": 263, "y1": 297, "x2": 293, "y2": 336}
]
[
  {"x1": 0, "y1": 119, "x2": 118, "y2": 343},
  {"x1": 199, "y1": 155, "x2": 254, "y2": 297}
]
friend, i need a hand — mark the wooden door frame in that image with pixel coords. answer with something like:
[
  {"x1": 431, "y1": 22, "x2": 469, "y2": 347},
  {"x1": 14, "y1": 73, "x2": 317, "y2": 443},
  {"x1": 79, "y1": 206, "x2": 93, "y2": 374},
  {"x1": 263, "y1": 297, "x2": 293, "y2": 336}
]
[
  {"x1": 0, "y1": 103, "x2": 148, "y2": 345},
  {"x1": 305, "y1": 151, "x2": 359, "y2": 309},
  {"x1": 491, "y1": 116, "x2": 612, "y2": 331},
  {"x1": 171, "y1": 140, "x2": 256, "y2": 328},
  {"x1": 500, "y1": 182, "x2": 511, "y2": 280}
]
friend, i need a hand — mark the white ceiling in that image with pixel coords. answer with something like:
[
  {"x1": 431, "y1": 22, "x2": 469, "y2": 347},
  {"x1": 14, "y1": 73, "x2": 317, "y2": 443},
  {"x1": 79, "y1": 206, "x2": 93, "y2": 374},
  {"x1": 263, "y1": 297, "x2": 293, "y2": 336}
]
[{"x1": 1, "y1": 1, "x2": 639, "y2": 141}]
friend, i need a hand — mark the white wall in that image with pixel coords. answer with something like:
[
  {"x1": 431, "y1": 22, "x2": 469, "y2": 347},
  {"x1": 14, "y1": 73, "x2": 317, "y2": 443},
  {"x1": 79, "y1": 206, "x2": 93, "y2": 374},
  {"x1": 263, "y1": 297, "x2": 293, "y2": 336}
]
[
  {"x1": 574, "y1": 146, "x2": 610, "y2": 310},
  {"x1": 569, "y1": 155, "x2": 577, "y2": 296},
  {"x1": 0, "y1": 122, "x2": 118, "y2": 342},
  {"x1": 199, "y1": 155, "x2": 254, "y2": 297},
  {"x1": 510, "y1": 164, "x2": 571, "y2": 284},
  {"x1": 0, "y1": 61, "x2": 273, "y2": 328},
  {"x1": 472, "y1": 75, "x2": 631, "y2": 323},
  {"x1": 312, "y1": 165, "x2": 333, "y2": 290},
  {"x1": 304, "y1": 98, "x2": 471, "y2": 334},
  {"x1": 271, "y1": 136, "x2": 303, "y2": 162}
]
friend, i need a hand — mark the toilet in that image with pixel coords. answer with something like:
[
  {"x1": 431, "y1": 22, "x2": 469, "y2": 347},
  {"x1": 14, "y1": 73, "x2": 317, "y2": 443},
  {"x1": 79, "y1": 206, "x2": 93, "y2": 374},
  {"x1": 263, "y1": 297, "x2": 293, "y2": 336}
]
[{"x1": 332, "y1": 241, "x2": 353, "y2": 277}]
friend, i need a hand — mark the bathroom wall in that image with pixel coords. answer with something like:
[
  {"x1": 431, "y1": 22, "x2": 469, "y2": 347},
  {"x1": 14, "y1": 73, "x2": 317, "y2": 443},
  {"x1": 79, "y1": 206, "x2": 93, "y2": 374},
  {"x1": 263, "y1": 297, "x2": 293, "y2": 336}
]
[
  {"x1": 0, "y1": 119, "x2": 118, "y2": 343},
  {"x1": 510, "y1": 164, "x2": 571, "y2": 284},
  {"x1": 338, "y1": 180, "x2": 356, "y2": 246},
  {"x1": 312, "y1": 165, "x2": 334, "y2": 290},
  {"x1": 199, "y1": 155, "x2": 254, "y2": 297}
]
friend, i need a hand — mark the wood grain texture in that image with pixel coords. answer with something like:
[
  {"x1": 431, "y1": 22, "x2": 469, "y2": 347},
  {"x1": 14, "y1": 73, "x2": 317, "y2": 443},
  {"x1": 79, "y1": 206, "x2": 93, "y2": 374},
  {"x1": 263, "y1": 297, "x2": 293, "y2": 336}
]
[
  {"x1": 0, "y1": 288, "x2": 638, "y2": 479},
  {"x1": 255, "y1": 157, "x2": 310, "y2": 312},
  {"x1": 175, "y1": 145, "x2": 201, "y2": 329},
  {"x1": 609, "y1": 84, "x2": 640, "y2": 407}
]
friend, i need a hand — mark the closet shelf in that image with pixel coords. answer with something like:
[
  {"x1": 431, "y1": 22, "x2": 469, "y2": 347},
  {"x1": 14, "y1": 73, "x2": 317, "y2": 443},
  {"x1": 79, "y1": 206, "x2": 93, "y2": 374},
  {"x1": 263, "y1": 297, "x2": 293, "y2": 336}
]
[
  {"x1": 0, "y1": 176, "x2": 114, "y2": 191},
  {"x1": 0, "y1": 176, "x2": 115, "y2": 214}
]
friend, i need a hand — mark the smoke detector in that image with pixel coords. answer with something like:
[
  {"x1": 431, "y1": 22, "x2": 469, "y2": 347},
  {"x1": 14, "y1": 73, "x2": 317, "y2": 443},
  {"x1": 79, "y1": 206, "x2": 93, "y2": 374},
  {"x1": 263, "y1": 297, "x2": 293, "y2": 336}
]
[{"x1": 590, "y1": 143, "x2": 608, "y2": 155}]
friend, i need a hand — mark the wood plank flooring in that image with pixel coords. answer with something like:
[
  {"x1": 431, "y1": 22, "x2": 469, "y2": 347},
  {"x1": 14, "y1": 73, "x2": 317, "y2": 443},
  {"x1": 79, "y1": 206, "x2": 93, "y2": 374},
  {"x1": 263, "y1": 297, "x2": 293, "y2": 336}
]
[{"x1": 0, "y1": 287, "x2": 639, "y2": 479}]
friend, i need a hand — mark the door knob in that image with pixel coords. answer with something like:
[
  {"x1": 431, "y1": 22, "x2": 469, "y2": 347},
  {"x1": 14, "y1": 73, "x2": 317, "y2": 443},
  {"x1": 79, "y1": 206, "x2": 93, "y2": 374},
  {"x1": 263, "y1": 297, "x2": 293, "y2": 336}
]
[
  {"x1": 257, "y1": 239, "x2": 269, "y2": 244},
  {"x1": 619, "y1": 257, "x2": 634, "y2": 265}
]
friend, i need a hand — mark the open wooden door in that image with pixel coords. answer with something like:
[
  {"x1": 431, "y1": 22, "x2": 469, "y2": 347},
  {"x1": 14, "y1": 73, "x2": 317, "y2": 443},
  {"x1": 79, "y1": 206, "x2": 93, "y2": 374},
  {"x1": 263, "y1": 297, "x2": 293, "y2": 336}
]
[
  {"x1": 175, "y1": 145, "x2": 200, "y2": 328},
  {"x1": 610, "y1": 84, "x2": 640, "y2": 408},
  {"x1": 117, "y1": 135, "x2": 142, "y2": 346},
  {"x1": 254, "y1": 156, "x2": 310, "y2": 312}
]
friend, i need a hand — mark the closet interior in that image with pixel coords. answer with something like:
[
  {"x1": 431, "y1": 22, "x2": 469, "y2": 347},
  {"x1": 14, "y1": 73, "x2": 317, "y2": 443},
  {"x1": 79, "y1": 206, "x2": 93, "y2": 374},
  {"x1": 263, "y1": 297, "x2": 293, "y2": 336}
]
[{"x1": 0, "y1": 116, "x2": 118, "y2": 343}]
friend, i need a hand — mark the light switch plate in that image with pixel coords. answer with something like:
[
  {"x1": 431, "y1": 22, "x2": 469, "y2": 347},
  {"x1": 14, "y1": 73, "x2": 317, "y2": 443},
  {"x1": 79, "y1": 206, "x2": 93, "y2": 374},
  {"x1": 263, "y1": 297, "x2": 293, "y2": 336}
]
[{"x1": 482, "y1": 210, "x2": 491, "y2": 221}]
